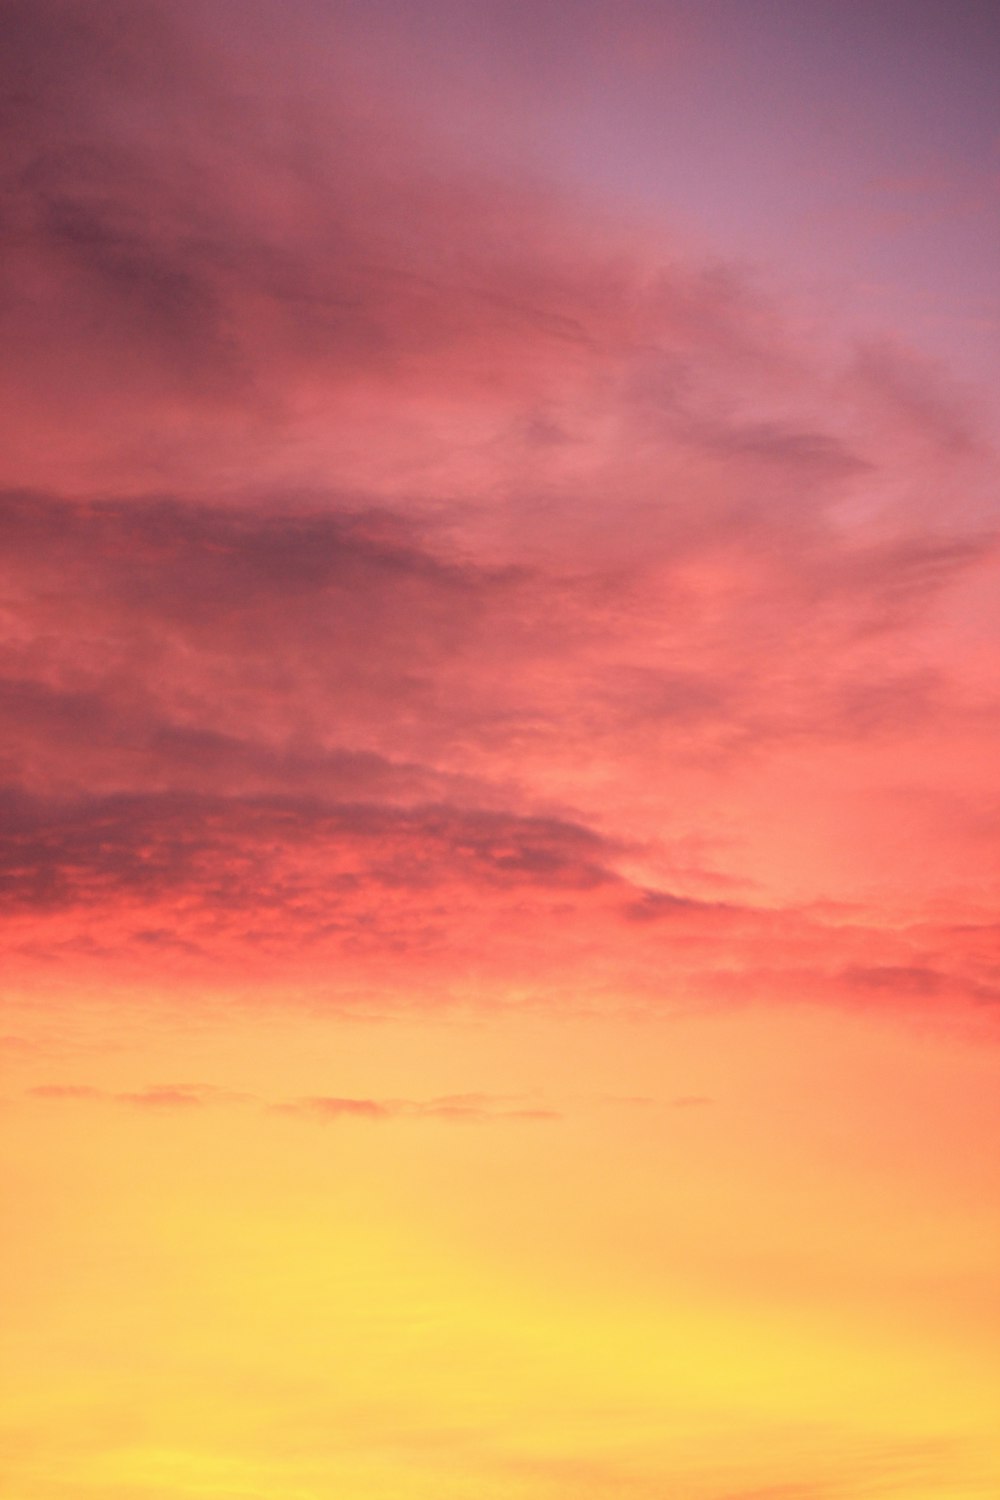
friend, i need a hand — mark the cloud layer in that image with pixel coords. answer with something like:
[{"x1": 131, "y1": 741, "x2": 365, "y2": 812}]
[{"x1": 2, "y1": 0, "x2": 998, "y2": 1024}]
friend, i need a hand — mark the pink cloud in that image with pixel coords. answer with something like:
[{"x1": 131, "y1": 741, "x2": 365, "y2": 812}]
[
  {"x1": 27, "y1": 1082, "x2": 245, "y2": 1108},
  {"x1": 286, "y1": 1094, "x2": 560, "y2": 1124},
  {"x1": 29, "y1": 1083, "x2": 104, "y2": 1100},
  {"x1": 0, "y1": 0, "x2": 997, "y2": 1033}
]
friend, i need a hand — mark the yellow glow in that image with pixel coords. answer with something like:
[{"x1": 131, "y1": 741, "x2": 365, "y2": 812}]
[{"x1": 3, "y1": 997, "x2": 998, "y2": 1498}]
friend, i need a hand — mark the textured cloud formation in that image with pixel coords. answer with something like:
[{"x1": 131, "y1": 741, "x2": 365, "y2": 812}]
[{"x1": 2, "y1": 0, "x2": 998, "y2": 1026}]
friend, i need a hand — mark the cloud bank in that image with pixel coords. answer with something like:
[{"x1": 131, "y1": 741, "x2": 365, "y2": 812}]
[{"x1": 2, "y1": 0, "x2": 998, "y2": 1025}]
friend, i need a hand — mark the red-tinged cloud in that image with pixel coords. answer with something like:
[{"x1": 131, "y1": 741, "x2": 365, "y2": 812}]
[
  {"x1": 26, "y1": 1084, "x2": 561, "y2": 1123},
  {"x1": 28, "y1": 1082, "x2": 241, "y2": 1108},
  {"x1": 1, "y1": 0, "x2": 998, "y2": 1025},
  {"x1": 29, "y1": 1083, "x2": 104, "y2": 1101},
  {"x1": 285, "y1": 1096, "x2": 391, "y2": 1121},
  {"x1": 117, "y1": 1085, "x2": 220, "y2": 1108},
  {"x1": 3, "y1": 782, "x2": 996, "y2": 1016},
  {"x1": 286, "y1": 1094, "x2": 560, "y2": 1123}
]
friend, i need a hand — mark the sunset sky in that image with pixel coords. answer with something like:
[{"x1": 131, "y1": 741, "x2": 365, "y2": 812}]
[{"x1": 1, "y1": 3, "x2": 999, "y2": 1497}]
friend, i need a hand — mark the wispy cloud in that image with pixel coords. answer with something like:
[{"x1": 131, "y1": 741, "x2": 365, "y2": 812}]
[
  {"x1": 284, "y1": 1094, "x2": 562, "y2": 1124},
  {"x1": 27, "y1": 1082, "x2": 561, "y2": 1123},
  {"x1": 28, "y1": 1081, "x2": 246, "y2": 1108}
]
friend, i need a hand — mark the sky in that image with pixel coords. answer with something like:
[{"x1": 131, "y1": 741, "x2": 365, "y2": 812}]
[{"x1": 1, "y1": 2, "x2": 998, "y2": 1497}]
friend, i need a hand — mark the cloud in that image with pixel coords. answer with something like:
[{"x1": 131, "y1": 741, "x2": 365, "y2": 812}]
[
  {"x1": 286, "y1": 1094, "x2": 561, "y2": 1124},
  {"x1": 28, "y1": 1083, "x2": 560, "y2": 1122},
  {"x1": 0, "y1": 786, "x2": 620, "y2": 916},
  {"x1": 838, "y1": 964, "x2": 946, "y2": 997},
  {"x1": 117, "y1": 1085, "x2": 218, "y2": 1108},
  {"x1": 3, "y1": 773, "x2": 997, "y2": 1020},
  {"x1": 623, "y1": 891, "x2": 737, "y2": 924},
  {"x1": 1, "y1": 1, "x2": 997, "y2": 1026},
  {"x1": 290, "y1": 1096, "x2": 390, "y2": 1121},
  {"x1": 28, "y1": 1081, "x2": 242, "y2": 1108}
]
